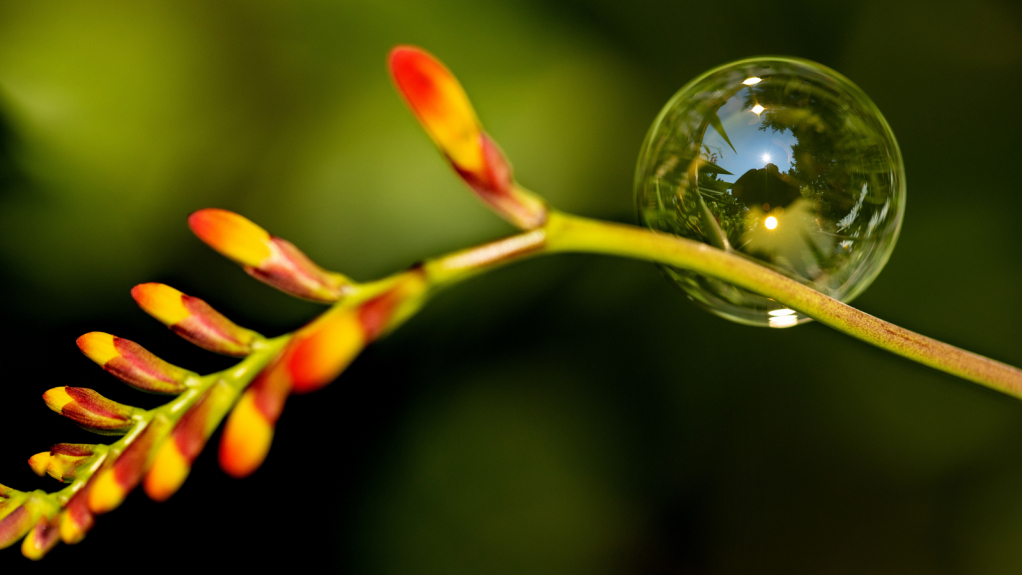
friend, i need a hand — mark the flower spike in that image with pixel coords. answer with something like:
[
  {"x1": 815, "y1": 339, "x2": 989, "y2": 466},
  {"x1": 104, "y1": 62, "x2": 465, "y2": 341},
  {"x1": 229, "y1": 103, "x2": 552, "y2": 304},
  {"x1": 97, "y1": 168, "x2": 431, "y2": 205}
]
[
  {"x1": 389, "y1": 45, "x2": 547, "y2": 230},
  {"x1": 77, "y1": 332, "x2": 195, "y2": 393},
  {"x1": 42, "y1": 388, "x2": 141, "y2": 435},
  {"x1": 188, "y1": 209, "x2": 352, "y2": 302},
  {"x1": 132, "y1": 283, "x2": 260, "y2": 356}
]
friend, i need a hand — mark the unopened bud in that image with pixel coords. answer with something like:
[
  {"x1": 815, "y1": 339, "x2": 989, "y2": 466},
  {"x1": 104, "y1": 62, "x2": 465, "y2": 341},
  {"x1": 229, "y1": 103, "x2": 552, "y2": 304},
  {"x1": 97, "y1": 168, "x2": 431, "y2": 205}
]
[
  {"x1": 388, "y1": 46, "x2": 546, "y2": 229},
  {"x1": 188, "y1": 209, "x2": 351, "y2": 302},
  {"x1": 0, "y1": 501, "x2": 34, "y2": 551},
  {"x1": 21, "y1": 515, "x2": 59, "y2": 560},
  {"x1": 132, "y1": 283, "x2": 260, "y2": 356},
  {"x1": 77, "y1": 332, "x2": 194, "y2": 393},
  {"x1": 218, "y1": 375, "x2": 280, "y2": 479},
  {"x1": 42, "y1": 387, "x2": 140, "y2": 435},
  {"x1": 88, "y1": 417, "x2": 168, "y2": 514},
  {"x1": 30, "y1": 444, "x2": 98, "y2": 483},
  {"x1": 59, "y1": 488, "x2": 93, "y2": 544},
  {"x1": 146, "y1": 383, "x2": 232, "y2": 501}
]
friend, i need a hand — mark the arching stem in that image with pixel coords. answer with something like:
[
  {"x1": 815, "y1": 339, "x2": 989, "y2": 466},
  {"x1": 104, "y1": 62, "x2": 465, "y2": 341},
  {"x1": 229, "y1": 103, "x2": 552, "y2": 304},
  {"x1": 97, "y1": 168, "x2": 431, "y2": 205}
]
[{"x1": 423, "y1": 210, "x2": 1022, "y2": 399}]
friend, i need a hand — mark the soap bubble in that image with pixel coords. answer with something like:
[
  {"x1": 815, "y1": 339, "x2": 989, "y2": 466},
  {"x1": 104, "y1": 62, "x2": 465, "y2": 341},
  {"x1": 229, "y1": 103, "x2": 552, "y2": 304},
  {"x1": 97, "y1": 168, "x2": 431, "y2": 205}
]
[{"x1": 634, "y1": 57, "x2": 905, "y2": 327}]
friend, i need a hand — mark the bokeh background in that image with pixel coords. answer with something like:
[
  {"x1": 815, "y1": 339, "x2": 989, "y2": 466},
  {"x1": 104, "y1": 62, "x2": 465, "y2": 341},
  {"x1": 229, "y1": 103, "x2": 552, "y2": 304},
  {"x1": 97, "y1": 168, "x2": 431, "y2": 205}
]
[{"x1": 1, "y1": 0, "x2": 1021, "y2": 572}]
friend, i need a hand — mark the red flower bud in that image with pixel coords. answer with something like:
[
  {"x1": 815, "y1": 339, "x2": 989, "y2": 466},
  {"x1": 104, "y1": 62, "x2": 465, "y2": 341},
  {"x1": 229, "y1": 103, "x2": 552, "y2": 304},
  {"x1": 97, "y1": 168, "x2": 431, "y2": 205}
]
[
  {"x1": 132, "y1": 283, "x2": 260, "y2": 356},
  {"x1": 188, "y1": 209, "x2": 351, "y2": 302},
  {"x1": 389, "y1": 46, "x2": 546, "y2": 229},
  {"x1": 78, "y1": 332, "x2": 194, "y2": 393},
  {"x1": 43, "y1": 388, "x2": 141, "y2": 435}
]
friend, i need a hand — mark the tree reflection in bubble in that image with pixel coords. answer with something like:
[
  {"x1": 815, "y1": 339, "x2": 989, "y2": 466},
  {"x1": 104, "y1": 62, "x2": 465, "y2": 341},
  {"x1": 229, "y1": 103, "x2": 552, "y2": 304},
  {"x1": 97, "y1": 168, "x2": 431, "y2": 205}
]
[{"x1": 635, "y1": 57, "x2": 905, "y2": 327}]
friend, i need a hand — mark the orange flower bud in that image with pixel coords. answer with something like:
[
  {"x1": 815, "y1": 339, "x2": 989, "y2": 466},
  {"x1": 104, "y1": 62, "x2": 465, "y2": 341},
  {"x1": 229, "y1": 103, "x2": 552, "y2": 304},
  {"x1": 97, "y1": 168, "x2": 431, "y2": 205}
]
[
  {"x1": 219, "y1": 387, "x2": 276, "y2": 479},
  {"x1": 188, "y1": 209, "x2": 351, "y2": 302},
  {"x1": 59, "y1": 488, "x2": 93, "y2": 545},
  {"x1": 77, "y1": 332, "x2": 193, "y2": 393},
  {"x1": 287, "y1": 307, "x2": 365, "y2": 394},
  {"x1": 89, "y1": 418, "x2": 168, "y2": 514},
  {"x1": 21, "y1": 516, "x2": 59, "y2": 560},
  {"x1": 388, "y1": 46, "x2": 546, "y2": 229},
  {"x1": 389, "y1": 45, "x2": 485, "y2": 174},
  {"x1": 289, "y1": 270, "x2": 427, "y2": 394},
  {"x1": 145, "y1": 384, "x2": 231, "y2": 501},
  {"x1": 43, "y1": 388, "x2": 140, "y2": 434},
  {"x1": 144, "y1": 440, "x2": 189, "y2": 503},
  {"x1": 131, "y1": 283, "x2": 260, "y2": 356}
]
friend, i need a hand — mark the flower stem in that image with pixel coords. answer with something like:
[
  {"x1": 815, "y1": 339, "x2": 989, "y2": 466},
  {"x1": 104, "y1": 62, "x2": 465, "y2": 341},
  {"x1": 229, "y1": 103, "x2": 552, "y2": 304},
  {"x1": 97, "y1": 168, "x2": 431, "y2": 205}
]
[{"x1": 423, "y1": 210, "x2": 1022, "y2": 400}]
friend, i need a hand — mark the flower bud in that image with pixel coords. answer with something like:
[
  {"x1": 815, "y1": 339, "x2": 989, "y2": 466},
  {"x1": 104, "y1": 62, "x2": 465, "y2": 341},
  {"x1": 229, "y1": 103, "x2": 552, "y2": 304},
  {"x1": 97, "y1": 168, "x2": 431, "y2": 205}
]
[
  {"x1": 389, "y1": 46, "x2": 484, "y2": 175},
  {"x1": 27, "y1": 453, "x2": 49, "y2": 477},
  {"x1": 388, "y1": 45, "x2": 546, "y2": 229},
  {"x1": 30, "y1": 444, "x2": 97, "y2": 483},
  {"x1": 131, "y1": 283, "x2": 261, "y2": 356},
  {"x1": 293, "y1": 270, "x2": 428, "y2": 394},
  {"x1": 43, "y1": 387, "x2": 140, "y2": 435},
  {"x1": 0, "y1": 499, "x2": 34, "y2": 551},
  {"x1": 146, "y1": 383, "x2": 231, "y2": 501},
  {"x1": 59, "y1": 489, "x2": 93, "y2": 545},
  {"x1": 188, "y1": 209, "x2": 351, "y2": 302},
  {"x1": 77, "y1": 332, "x2": 194, "y2": 393},
  {"x1": 21, "y1": 516, "x2": 59, "y2": 560},
  {"x1": 218, "y1": 373, "x2": 281, "y2": 479},
  {"x1": 89, "y1": 417, "x2": 169, "y2": 514},
  {"x1": 286, "y1": 307, "x2": 366, "y2": 395}
]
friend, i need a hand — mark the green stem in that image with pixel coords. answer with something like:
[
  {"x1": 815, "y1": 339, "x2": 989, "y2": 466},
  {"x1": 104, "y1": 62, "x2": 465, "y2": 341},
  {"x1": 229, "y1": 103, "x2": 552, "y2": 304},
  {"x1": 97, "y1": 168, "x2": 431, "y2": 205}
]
[{"x1": 424, "y1": 210, "x2": 1022, "y2": 400}]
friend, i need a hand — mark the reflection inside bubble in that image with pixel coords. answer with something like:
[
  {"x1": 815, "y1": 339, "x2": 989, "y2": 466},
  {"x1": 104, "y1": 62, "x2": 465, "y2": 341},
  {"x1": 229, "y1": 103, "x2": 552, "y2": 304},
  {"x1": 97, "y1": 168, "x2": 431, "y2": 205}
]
[{"x1": 635, "y1": 58, "x2": 905, "y2": 327}]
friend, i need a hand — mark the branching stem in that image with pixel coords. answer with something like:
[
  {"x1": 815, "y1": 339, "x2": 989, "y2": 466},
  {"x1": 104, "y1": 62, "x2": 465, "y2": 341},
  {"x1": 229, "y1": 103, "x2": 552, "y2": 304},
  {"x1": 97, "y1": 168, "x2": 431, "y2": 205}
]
[{"x1": 17, "y1": 206, "x2": 1022, "y2": 542}]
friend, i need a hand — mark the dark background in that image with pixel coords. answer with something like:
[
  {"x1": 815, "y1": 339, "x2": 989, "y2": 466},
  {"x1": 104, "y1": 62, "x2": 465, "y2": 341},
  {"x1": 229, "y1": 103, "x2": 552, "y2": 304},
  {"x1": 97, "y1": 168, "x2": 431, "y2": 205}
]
[{"x1": 2, "y1": 0, "x2": 1022, "y2": 572}]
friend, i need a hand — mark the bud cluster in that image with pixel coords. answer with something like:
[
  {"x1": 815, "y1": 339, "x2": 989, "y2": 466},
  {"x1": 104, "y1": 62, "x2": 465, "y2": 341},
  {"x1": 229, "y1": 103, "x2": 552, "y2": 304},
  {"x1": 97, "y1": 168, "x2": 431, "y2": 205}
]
[{"x1": 1, "y1": 43, "x2": 552, "y2": 561}]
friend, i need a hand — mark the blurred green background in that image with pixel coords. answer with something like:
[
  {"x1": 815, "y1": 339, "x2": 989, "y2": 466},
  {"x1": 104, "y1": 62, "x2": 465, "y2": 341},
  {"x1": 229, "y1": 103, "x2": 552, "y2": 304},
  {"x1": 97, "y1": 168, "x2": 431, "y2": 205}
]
[{"x1": 1, "y1": 0, "x2": 1022, "y2": 572}]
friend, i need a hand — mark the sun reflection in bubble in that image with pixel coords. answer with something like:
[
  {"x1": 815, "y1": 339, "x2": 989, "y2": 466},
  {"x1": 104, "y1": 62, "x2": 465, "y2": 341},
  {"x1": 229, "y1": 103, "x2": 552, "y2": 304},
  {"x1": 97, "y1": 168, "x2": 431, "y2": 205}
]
[
  {"x1": 768, "y1": 314, "x2": 799, "y2": 328},
  {"x1": 751, "y1": 104, "x2": 765, "y2": 115},
  {"x1": 764, "y1": 216, "x2": 778, "y2": 229},
  {"x1": 743, "y1": 77, "x2": 762, "y2": 85}
]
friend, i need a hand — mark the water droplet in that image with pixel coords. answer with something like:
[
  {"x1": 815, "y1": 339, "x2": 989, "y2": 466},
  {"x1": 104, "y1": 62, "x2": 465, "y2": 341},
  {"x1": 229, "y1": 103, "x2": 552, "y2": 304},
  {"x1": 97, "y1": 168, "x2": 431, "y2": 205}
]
[{"x1": 635, "y1": 57, "x2": 905, "y2": 327}]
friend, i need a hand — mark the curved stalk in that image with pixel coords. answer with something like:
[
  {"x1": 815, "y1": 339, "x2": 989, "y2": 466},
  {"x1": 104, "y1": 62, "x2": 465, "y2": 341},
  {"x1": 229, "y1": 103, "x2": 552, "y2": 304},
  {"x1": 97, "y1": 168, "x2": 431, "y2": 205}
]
[{"x1": 422, "y1": 210, "x2": 1022, "y2": 399}]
